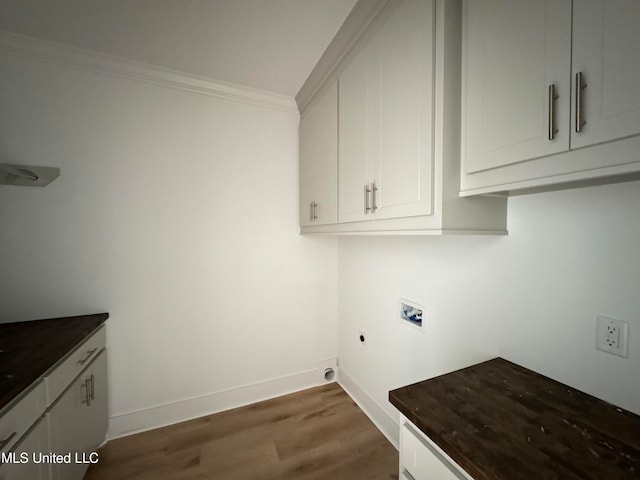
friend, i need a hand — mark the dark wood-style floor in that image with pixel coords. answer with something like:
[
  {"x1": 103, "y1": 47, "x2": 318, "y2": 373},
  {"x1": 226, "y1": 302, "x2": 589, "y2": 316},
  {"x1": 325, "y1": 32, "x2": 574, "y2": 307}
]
[{"x1": 84, "y1": 383, "x2": 399, "y2": 480}]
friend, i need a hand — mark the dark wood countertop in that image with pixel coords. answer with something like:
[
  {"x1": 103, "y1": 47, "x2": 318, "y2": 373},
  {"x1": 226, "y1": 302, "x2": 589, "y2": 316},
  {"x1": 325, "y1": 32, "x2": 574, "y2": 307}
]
[
  {"x1": 0, "y1": 313, "x2": 109, "y2": 413},
  {"x1": 389, "y1": 357, "x2": 640, "y2": 480}
]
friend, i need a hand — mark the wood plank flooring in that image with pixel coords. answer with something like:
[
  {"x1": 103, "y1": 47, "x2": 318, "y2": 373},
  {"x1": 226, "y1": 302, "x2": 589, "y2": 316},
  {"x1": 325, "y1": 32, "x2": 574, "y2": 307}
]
[{"x1": 84, "y1": 383, "x2": 398, "y2": 480}]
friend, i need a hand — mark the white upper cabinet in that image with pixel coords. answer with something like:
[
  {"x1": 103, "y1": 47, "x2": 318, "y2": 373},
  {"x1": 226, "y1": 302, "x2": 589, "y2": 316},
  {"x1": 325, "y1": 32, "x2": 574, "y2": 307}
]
[
  {"x1": 463, "y1": 0, "x2": 571, "y2": 173},
  {"x1": 297, "y1": 0, "x2": 507, "y2": 234},
  {"x1": 571, "y1": 0, "x2": 640, "y2": 149},
  {"x1": 339, "y1": 0, "x2": 434, "y2": 223},
  {"x1": 461, "y1": 0, "x2": 640, "y2": 195},
  {"x1": 299, "y1": 80, "x2": 338, "y2": 226}
]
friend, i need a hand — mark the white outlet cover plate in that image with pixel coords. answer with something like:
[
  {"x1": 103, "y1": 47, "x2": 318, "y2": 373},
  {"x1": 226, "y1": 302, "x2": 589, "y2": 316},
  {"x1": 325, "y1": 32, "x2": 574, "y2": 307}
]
[{"x1": 596, "y1": 315, "x2": 629, "y2": 358}]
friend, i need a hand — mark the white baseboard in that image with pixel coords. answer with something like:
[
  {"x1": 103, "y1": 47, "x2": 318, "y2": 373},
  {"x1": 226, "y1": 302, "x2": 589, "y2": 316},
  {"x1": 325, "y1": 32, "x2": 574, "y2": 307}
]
[
  {"x1": 338, "y1": 367, "x2": 399, "y2": 450},
  {"x1": 107, "y1": 369, "x2": 326, "y2": 440}
]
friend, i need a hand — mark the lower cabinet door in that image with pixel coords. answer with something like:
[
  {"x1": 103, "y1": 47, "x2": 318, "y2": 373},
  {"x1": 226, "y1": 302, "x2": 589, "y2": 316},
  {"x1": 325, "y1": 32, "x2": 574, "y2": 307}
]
[
  {"x1": 0, "y1": 416, "x2": 50, "y2": 480},
  {"x1": 46, "y1": 350, "x2": 108, "y2": 480}
]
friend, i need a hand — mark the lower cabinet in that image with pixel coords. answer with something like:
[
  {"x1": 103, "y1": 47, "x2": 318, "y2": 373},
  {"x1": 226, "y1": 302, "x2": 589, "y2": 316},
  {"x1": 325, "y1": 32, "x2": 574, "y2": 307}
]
[
  {"x1": 47, "y1": 350, "x2": 107, "y2": 480},
  {"x1": 0, "y1": 325, "x2": 108, "y2": 480},
  {"x1": 400, "y1": 417, "x2": 472, "y2": 480}
]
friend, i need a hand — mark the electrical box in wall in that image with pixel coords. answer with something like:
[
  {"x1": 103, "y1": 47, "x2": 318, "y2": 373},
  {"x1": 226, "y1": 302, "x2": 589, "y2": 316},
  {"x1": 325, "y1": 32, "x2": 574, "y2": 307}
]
[{"x1": 400, "y1": 299, "x2": 424, "y2": 331}]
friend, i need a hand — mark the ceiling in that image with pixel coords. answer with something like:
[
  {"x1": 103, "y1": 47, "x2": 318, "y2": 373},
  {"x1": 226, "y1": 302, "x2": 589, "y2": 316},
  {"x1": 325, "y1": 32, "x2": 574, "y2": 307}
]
[{"x1": 0, "y1": 0, "x2": 357, "y2": 97}]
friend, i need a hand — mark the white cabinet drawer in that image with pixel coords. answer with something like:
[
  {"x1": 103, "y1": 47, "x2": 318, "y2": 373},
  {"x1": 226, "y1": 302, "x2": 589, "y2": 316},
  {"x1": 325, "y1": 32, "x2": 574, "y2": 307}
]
[
  {"x1": 401, "y1": 422, "x2": 470, "y2": 480},
  {"x1": 0, "y1": 382, "x2": 46, "y2": 456},
  {"x1": 44, "y1": 326, "x2": 105, "y2": 406}
]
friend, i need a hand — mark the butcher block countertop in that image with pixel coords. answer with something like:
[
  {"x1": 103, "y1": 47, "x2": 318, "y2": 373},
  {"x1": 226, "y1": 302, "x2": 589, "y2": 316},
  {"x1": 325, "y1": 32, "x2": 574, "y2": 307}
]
[
  {"x1": 389, "y1": 358, "x2": 640, "y2": 480},
  {"x1": 0, "y1": 313, "x2": 108, "y2": 413}
]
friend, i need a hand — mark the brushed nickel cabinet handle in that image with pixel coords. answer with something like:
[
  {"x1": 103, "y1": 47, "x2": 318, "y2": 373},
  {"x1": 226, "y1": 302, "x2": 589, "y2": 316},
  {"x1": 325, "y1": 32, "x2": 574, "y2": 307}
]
[
  {"x1": 364, "y1": 184, "x2": 372, "y2": 214},
  {"x1": 371, "y1": 182, "x2": 378, "y2": 212},
  {"x1": 0, "y1": 432, "x2": 17, "y2": 451},
  {"x1": 82, "y1": 378, "x2": 92, "y2": 406},
  {"x1": 309, "y1": 202, "x2": 314, "y2": 221},
  {"x1": 312, "y1": 202, "x2": 318, "y2": 220},
  {"x1": 575, "y1": 72, "x2": 587, "y2": 133},
  {"x1": 77, "y1": 347, "x2": 98, "y2": 365},
  {"x1": 90, "y1": 374, "x2": 95, "y2": 401},
  {"x1": 548, "y1": 83, "x2": 559, "y2": 140}
]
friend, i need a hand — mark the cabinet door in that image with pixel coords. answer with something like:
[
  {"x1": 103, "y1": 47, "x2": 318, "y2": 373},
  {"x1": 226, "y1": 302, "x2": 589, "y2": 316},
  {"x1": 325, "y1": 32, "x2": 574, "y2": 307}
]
[
  {"x1": 463, "y1": 0, "x2": 572, "y2": 173},
  {"x1": 339, "y1": 0, "x2": 434, "y2": 223},
  {"x1": 299, "y1": 80, "x2": 338, "y2": 226},
  {"x1": 374, "y1": 0, "x2": 434, "y2": 220},
  {"x1": 571, "y1": 0, "x2": 640, "y2": 149},
  {"x1": 47, "y1": 351, "x2": 107, "y2": 480},
  {"x1": 338, "y1": 37, "x2": 376, "y2": 223},
  {"x1": 0, "y1": 417, "x2": 50, "y2": 480}
]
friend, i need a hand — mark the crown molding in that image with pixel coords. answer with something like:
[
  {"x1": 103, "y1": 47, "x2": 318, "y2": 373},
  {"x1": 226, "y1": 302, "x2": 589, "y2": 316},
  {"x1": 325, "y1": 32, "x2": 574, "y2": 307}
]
[
  {"x1": 295, "y1": 0, "x2": 390, "y2": 113},
  {"x1": 0, "y1": 31, "x2": 298, "y2": 113}
]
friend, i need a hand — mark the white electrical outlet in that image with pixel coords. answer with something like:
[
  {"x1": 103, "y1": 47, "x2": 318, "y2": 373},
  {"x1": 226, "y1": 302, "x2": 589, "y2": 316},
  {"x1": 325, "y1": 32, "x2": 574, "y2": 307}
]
[{"x1": 596, "y1": 315, "x2": 629, "y2": 358}]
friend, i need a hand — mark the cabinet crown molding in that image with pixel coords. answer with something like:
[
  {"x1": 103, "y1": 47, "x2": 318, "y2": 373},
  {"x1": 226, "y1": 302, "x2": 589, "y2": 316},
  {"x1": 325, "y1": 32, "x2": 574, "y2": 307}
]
[{"x1": 0, "y1": 31, "x2": 298, "y2": 113}]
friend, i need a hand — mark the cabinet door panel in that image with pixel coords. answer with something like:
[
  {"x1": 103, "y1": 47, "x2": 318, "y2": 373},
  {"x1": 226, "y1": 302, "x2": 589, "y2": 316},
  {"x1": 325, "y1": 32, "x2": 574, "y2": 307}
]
[
  {"x1": 338, "y1": 41, "x2": 374, "y2": 222},
  {"x1": 339, "y1": 0, "x2": 434, "y2": 223},
  {"x1": 375, "y1": 0, "x2": 433, "y2": 219},
  {"x1": 571, "y1": 0, "x2": 640, "y2": 149},
  {"x1": 463, "y1": 0, "x2": 571, "y2": 173},
  {"x1": 299, "y1": 81, "x2": 338, "y2": 226}
]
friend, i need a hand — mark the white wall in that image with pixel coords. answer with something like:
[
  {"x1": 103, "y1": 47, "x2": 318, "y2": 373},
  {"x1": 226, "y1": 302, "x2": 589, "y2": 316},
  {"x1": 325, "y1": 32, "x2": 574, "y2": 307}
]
[
  {"x1": 338, "y1": 179, "x2": 640, "y2": 446},
  {"x1": 0, "y1": 51, "x2": 338, "y2": 437}
]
